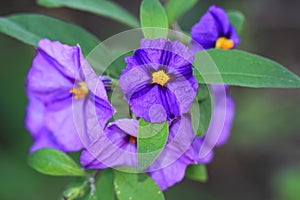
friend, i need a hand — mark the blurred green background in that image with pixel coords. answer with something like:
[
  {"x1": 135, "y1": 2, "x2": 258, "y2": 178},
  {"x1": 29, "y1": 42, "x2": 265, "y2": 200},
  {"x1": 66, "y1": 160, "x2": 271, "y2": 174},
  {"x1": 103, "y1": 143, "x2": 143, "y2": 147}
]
[{"x1": 0, "y1": 0, "x2": 299, "y2": 199}]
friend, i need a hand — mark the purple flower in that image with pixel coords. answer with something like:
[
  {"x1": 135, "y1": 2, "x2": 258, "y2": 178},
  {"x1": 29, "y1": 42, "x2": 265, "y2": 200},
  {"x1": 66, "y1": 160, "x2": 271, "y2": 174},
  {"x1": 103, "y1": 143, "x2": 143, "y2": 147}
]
[
  {"x1": 191, "y1": 5, "x2": 240, "y2": 51},
  {"x1": 80, "y1": 119, "x2": 138, "y2": 170},
  {"x1": 191, "y1": 137, "x2": 214, "y2": 164},
  {"x1": 192, "y1": 85, "x2": 235, "y2": 160},
  {"x1": 99, "y1": 76, "x2": 112, "y2": 92},
  {"x1": 209, "y1": 85, "x2": 235, "y2": 147},
  {"x1": 26, "y1": 93, "x2": 66, "y2": 152},
  {"x1": 119, "y1": 38, "x2": 198, "y2": 123},
  {"x1": 80, "y1": 114, "x2": 204, "y2": 190},
  {"x1": 26, "y1": 39, "x2": 114, "y2": 152},
  {"x1": 190, "y1": 5, "x2": 237, "y2": 149}
]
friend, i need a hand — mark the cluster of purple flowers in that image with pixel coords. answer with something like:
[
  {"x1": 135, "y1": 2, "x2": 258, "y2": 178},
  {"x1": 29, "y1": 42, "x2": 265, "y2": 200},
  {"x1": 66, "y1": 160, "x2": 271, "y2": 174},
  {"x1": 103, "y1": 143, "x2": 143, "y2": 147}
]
[{"x1": 26, "y1": 5, "x2": 238, "y2": 190}]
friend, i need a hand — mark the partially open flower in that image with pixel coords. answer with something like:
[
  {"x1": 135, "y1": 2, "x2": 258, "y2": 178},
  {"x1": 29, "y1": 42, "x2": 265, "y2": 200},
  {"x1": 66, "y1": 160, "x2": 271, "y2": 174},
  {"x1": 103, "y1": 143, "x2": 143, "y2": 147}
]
[
  {"x1": 191, "y1": 5, "x2": 240, "y2": 51},
  {"x1": 190, "y1": 5, "x2": 237, "y2": 148},
  {"x1": 26, "y1": 39, "x2": 114, "y2": 152},
  {"x1": 80, "y1": 115, "x2": 207, "y2": 190}
]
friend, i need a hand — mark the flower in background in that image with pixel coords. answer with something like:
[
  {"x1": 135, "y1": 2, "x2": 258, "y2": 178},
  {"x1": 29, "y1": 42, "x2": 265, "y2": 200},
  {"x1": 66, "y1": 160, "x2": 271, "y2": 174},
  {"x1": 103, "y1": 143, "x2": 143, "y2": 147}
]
[
  {"x1": 191, "y1": 5, "x2": 240, "y2": 51},
  {"x1": 208, "y1": 85, "x2": 235, "y2": 146},
  {"x1": 119, "y1": 38, "x2": 198, "y2": 123},
  {"x1": 26, "y1": 39, "x2": 114, "y2": 152},
  {"x1": 190, "y1": 5, "x2": 238, "y2": 148},
  {"x1": 80, "y1": 115, "x2": 210, "y2": 190}
]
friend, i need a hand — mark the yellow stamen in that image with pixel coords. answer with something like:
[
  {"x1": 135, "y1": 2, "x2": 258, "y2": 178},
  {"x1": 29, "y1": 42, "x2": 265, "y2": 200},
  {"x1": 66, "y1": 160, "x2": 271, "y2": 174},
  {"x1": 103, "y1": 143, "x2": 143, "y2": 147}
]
[
  {"x1": 215, "y1": 37, "x2": 234, "y2": 50},
  {"x1": 70, "y1": 82, "x2": 88, "y2": 100},
  {"x1": 129, "y1": 136, "x2": 137, "y2": 144},
  {"x1": 152, "y1": 70, "x2": 170, "y2": 86}
]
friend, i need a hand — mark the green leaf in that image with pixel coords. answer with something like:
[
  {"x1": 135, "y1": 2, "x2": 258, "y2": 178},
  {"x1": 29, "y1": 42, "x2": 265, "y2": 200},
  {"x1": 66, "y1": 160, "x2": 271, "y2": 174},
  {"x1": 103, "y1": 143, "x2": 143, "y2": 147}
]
[
  {"x1": 227, "y1": 10, "x2": 245, "y2": 33},
  {"x1": 193, "y1": 49, "x2": 300, "y2": 88},
  {"x1": 28, "y1": 148, "x2": 85, "y2": 176},
  {"x1": 37, "y1": 0, "x2": 139, "y2": 28},
  {"x1": 273, "y1": 167, "x2": 300, "y2": 200},
  {"x1": 88, "y1": 193, "x2": 98, "y2": 200},
  {"x1": 108, "y1": 51, "x2": 133, "y2": 79},
  {"x1": 165, "y1": 0, "x2": 198, "y2": 25},
  {"x1": 62, "y1": 181, "x2": 87, "y2": 200},
  {"x1": 138, "y1": 119, "x2": 169, "y2": 170},
  {"x1": 198, "y1": 97, "x2": 213, "y2": 137},
  {"x1": 191, "y1": 84, "x2": 213, "y2": 137},
  {"x1": 195, "y1": 84, "x2": 210, "y2": 101},
  {"x1": 96, "y1": 169, "x2": 116, "y2": 200},
  {"x1": 114, "y1": 171, "x2": 165, "y2": 200},
  {"x1": 0, "y1": 14, "x2": 99, "y2": 55},
  {"x1": 109, "y1": 84, "x2": 131, "y2": 121},
  {"x1": 140, "y1": 0, "x2": 169, "y2": 39},
  {"x1": 185, "y1": 164, "x2": 208, "y2": 182}
]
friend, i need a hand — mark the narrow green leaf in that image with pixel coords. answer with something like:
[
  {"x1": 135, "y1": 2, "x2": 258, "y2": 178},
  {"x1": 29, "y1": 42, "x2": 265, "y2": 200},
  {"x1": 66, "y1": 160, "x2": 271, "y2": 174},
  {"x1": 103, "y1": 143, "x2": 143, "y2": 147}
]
[
  {"x1": 96, "y1": 169, "x2": 116, "y2": 200},
  {"x1": 198, "y1": 97, "x2": 213, "y2": 137},
  {"x1": 165, "y1": 0, "x2": 198, "y2": 25},
  {"x1": 227, "y1": 10, "x2": 245, "y2": 33},
  {"x1": 28, "y1": 148, "x2": 85, "y2": 176},
  {"x1": 140, "y1": 0, "x2": 169, "y2": 38},
  {"x1": 0, "y1": 14, "x2": 99, "y2": 55},
  {"x1": 193, "y1": 49, "x2": 300, "y2": 88},
  {"x1": 37, "y1": 0, "x2": 139, "y2": 28},
  {"x1": 114, "y1": 171, "x2": 165, "y2": 200},
  {"x1": 196, "y1": 84, "x2": 210, "y2": 101},
  {"x1": 138, "y1": 119, "x2": 168, "y2": 170},
  {"x1": 185, "y1": 164, "x2": 208, "y2": 182},
  {"x1": 191, "y1": 84, "x2": 213, "y2": 137}
]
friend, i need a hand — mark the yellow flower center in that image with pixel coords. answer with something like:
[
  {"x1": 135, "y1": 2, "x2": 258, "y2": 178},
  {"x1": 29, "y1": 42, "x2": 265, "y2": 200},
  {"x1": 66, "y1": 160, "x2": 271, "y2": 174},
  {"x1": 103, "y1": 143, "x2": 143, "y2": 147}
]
[
  {"x1": 152, "y1": 70, "x2": 170, "y2": 86},
  {"x1": 215, "y1": 37, "x2": 234, "y2": 50},
  {"x1": 70, "y1": 82, "x2": 88, "y2": 100},
  {"x1": 129, "y1": 135, "x2": 137, "y2": 144}
]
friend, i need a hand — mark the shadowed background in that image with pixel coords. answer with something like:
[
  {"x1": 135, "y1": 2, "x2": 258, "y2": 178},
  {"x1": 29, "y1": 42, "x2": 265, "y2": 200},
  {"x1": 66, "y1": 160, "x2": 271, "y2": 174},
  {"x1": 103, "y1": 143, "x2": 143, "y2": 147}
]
[{"x1": 0, "y1": 0, "x2": 299, "y2": 199}]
